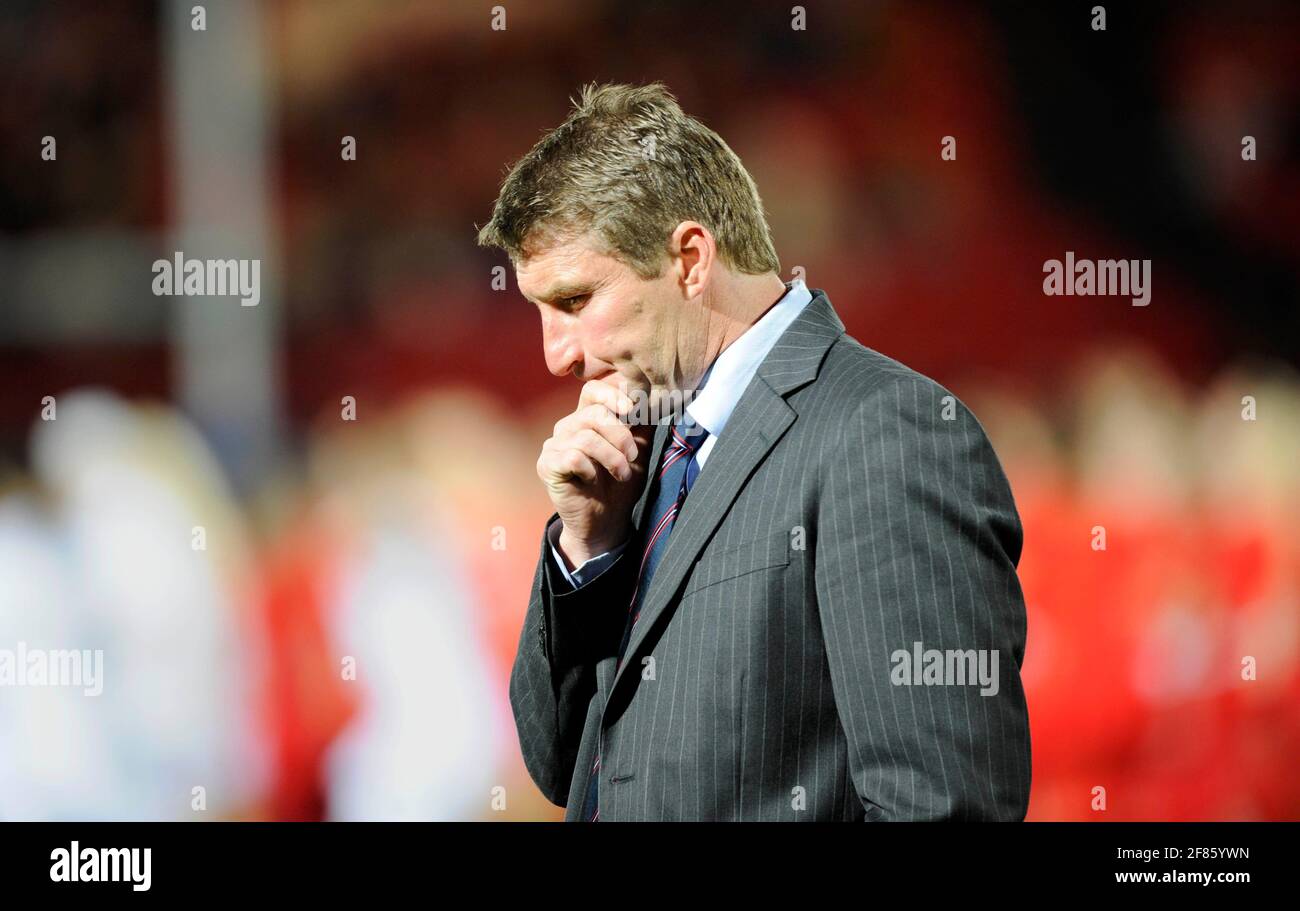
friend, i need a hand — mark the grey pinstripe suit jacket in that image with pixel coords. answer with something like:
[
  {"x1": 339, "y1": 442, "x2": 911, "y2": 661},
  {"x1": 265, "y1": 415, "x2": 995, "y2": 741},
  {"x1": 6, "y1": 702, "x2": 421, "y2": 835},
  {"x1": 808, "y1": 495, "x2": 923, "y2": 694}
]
[{"x1": 509, "y1": 288, "x2": 1032, "y2": 821}]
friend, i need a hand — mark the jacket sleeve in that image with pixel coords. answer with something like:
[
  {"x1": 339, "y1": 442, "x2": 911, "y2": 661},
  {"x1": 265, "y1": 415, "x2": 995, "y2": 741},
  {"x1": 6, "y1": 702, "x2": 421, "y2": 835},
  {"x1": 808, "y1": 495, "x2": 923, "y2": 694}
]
[
  {"x1": 508, "y1": 515, "x2": 637, "y2": 807},
  {"x1": 813, "y1": 376, "x2": 1032, "y2": 820}
]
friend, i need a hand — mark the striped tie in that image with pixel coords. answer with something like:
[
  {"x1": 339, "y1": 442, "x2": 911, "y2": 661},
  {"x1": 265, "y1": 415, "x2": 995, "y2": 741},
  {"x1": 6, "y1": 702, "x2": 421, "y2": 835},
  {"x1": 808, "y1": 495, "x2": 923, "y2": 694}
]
[{"x1": 582, "y1": 412, "x2": 709, "y2": 822}]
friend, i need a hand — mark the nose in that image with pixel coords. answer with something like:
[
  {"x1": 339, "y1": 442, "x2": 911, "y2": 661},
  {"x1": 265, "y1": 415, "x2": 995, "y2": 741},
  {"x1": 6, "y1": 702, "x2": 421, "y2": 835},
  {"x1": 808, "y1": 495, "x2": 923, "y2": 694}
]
[{"x1": 540, "y1": 309, "x2": 584, "y2": 378}]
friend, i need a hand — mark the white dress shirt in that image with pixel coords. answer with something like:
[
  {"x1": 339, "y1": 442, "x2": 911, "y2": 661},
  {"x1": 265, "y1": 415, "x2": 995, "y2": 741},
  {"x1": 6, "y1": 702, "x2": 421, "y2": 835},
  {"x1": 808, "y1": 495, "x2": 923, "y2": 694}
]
[{"x1": 550, "y1": 278, "x2": 813, "y2": 588}]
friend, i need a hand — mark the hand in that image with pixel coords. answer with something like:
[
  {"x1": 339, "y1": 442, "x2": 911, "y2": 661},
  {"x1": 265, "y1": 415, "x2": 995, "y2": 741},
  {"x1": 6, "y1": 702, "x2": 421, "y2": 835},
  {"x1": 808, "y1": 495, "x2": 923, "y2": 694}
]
[{"x1": 537, "y1": 379, "x2": 655, "y2": 567}]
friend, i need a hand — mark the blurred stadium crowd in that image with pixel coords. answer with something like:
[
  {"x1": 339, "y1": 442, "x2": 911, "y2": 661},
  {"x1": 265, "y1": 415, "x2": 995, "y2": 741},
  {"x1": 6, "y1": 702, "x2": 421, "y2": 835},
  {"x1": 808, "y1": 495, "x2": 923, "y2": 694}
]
[{"x1": 0, "y1": 1, "x2": 1296, "y2": 820}]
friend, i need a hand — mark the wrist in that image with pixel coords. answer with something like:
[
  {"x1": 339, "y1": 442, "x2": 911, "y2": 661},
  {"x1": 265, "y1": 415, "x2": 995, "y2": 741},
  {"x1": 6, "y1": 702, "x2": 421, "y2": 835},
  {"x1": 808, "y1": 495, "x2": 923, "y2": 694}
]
[{"x1": 557, "y1": 525, "x2": 627, "y2": 569}]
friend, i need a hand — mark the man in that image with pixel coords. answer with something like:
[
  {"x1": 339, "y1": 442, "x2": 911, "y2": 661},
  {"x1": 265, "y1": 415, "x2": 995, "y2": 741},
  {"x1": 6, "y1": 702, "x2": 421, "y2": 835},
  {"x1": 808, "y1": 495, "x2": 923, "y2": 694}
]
[{"x1": 478, "y1": 82, "x2": 1031, "y2": 821}]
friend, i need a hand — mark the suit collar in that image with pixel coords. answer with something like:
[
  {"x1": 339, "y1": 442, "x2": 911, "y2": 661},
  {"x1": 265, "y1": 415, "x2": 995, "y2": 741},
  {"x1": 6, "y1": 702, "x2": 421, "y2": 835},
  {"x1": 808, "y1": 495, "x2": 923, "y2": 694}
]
[
  {"x1": 755, "y1": 286, "x2": 845, "y2": 395},
  {"x1": 685, "y1": 279, "x2": 812, "y2": 438}
]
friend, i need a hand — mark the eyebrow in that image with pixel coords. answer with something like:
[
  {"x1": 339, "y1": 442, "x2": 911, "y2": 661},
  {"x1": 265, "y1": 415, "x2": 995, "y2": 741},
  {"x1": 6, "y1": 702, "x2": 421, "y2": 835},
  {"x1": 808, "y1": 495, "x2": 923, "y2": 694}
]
[{"x1": 527, "y1": 281, "x2": 593, "y2": 305}]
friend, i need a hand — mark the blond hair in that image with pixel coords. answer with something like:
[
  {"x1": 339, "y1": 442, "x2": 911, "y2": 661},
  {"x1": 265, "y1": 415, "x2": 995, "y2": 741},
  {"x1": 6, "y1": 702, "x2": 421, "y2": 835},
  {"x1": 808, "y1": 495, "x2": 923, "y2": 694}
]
[{"x1": 477, "y1": 82, "x2": 779, "y2": 279}]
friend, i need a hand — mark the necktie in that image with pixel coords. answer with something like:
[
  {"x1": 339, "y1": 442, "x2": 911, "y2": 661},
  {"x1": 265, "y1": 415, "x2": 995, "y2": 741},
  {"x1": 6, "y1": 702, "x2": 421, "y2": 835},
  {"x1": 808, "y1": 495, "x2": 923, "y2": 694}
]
[{"x1": 582, "y1": 412, "x2": 709, "y2": 821}]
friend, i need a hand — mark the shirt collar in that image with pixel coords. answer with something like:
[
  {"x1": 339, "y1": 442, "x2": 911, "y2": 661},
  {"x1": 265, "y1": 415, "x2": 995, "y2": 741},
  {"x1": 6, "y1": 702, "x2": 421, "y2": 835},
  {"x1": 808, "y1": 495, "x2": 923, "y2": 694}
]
[{"x1": 685, "y1": 278, "x2": 813, "y2": 438}]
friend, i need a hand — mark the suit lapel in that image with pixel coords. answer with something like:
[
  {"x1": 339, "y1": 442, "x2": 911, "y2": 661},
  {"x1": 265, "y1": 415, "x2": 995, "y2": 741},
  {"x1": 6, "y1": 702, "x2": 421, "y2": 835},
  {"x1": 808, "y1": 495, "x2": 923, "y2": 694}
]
[{"x1": 606, "y1": 289, "x2": 846, "y2": 704}]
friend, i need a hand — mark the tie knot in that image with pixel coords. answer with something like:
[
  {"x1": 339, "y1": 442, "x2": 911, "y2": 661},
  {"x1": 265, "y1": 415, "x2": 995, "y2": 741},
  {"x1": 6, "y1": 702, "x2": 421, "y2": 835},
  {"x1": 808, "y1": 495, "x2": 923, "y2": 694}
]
[{"x1": 670, "y1": 415, "x2": 709, "y2": 454}]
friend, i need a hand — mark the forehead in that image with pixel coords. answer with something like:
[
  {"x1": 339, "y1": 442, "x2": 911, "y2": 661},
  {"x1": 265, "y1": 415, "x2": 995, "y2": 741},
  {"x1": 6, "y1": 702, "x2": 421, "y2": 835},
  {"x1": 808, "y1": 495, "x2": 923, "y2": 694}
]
[{"x1": 515, "y1": 236, "x2": 622, "y2": 301}]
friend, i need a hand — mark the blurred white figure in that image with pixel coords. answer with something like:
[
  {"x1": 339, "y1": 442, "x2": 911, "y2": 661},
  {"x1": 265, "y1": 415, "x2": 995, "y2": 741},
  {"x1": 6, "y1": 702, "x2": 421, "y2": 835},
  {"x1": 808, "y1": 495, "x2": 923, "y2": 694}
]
[
  {"x1": 0, "y1": 388, "x2": 267, "y2": 819},
  {"x1": 0, "y1": 493, "x2": 116, "y2": 819},
  {"x1": 323, "y1": 471, "x2": 505, "y2": 821},
  {"x1": 1072, "y1": 348, "x2": 1196, "y2": 520}
]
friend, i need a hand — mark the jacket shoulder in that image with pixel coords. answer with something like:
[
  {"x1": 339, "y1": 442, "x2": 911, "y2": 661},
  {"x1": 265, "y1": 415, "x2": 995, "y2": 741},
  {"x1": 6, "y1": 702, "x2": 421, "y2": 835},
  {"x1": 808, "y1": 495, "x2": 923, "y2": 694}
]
[{"x1": 805, "y1": 333, "x2": 963, "y2": 416}]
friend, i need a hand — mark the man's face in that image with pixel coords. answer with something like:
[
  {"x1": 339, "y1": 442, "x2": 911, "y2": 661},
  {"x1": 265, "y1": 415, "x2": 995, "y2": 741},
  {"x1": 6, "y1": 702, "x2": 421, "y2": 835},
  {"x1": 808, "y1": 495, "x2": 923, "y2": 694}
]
[{"x1": 516, "y1": 234, "x2": 703, "y2": 404}]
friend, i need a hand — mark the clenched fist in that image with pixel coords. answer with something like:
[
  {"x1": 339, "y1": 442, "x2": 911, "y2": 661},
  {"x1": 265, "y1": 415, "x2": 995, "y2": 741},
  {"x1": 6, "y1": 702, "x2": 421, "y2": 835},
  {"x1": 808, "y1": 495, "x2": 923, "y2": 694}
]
[{"x1": 538, "y1": 380, "x2": 656, "y2": 568}]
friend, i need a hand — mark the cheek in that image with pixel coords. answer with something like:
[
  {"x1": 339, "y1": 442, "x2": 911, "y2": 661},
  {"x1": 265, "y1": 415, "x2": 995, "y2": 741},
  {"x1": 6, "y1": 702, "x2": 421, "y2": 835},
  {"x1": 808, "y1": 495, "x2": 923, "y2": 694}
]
[
  {"x1": 578, "y1": 312, "x2": 610, "y2": 352},
  {"x1": 589, "y1": 304, "x2": 635, "y2": 356}
]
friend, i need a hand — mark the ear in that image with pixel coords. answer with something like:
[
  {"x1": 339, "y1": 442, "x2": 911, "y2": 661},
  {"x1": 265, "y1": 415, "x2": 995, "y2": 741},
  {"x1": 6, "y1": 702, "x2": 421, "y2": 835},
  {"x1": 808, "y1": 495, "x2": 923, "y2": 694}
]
[{"x1": 668, "y1": 221, "x2": 715, "y2": 300}]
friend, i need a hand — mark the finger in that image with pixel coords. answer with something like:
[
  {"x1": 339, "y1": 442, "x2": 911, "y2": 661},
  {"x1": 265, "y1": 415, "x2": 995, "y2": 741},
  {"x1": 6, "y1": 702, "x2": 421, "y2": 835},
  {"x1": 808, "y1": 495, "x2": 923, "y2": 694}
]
[
  {"x1": 547, "y1": 448, "x2": 599, "y2": 485},
  {"x1": 554, "y1": 404, "x2": 639, "y2": 463},
  {"x1": 569, "y1": 427, "x2": 632, "y2": 481},
  {"x1": 578, "y1": 379, "x2": 636, "y2": 417},
  {"x1": 577, "y1": 404, "x2": 639, "y2": 462}
]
